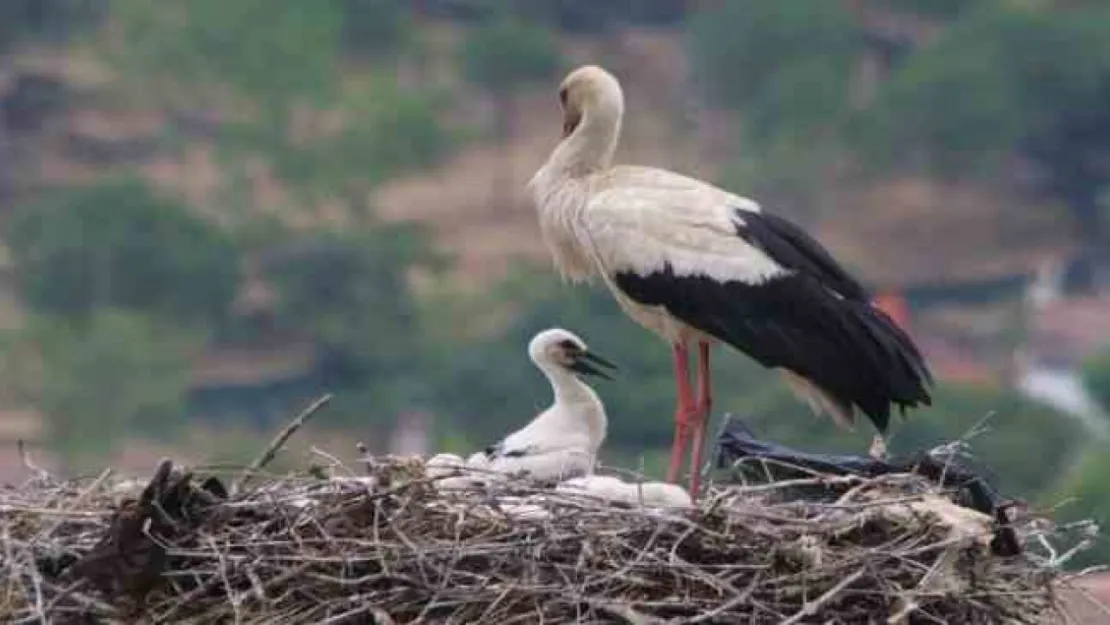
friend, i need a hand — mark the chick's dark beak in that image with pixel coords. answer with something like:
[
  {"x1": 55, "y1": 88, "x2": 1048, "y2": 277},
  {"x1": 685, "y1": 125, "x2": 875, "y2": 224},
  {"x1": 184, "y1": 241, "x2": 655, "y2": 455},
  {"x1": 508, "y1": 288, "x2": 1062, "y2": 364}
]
[{"x1": 567, "y1": 350, "x2": 617, "y2": 380}]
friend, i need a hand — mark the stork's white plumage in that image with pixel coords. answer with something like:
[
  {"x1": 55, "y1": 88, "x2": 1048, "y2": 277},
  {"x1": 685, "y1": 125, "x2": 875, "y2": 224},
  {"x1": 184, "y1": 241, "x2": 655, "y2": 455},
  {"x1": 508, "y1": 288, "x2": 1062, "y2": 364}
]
[
  {"x1": 470, "y1": 328, "x2": 616, "y2": 483},
  {"x1": 528, "y1": 65, "x2": 934, "y2": 496}
]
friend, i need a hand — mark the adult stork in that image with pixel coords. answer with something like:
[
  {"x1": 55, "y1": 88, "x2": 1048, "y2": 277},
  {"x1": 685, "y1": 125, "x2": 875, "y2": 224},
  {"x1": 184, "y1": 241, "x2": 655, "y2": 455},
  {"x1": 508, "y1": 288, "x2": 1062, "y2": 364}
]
[{"x1": 527, "y1": 65, "x2": 933, "y2": 496}]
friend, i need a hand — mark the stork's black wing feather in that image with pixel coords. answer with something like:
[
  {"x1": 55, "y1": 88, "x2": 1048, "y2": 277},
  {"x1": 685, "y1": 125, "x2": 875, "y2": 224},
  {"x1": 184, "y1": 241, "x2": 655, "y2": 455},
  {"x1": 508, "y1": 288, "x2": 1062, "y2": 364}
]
[
  {"x1": 734, "y1": 211, "x2": 870, "y2": 301},
  {"x1": 612, "y1": 208, "x2": 932, "y2": 433}
]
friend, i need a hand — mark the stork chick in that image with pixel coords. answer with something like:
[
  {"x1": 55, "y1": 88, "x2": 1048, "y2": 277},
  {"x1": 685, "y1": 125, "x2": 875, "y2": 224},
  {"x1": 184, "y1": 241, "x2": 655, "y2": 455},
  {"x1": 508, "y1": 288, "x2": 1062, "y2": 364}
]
[{"x1": 474, "y1": 328, "x2": 616, "y2": 483}]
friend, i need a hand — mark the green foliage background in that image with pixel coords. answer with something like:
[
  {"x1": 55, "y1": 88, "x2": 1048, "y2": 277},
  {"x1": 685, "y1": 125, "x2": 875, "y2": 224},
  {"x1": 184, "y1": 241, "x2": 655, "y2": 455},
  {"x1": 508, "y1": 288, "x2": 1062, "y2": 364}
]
[{"x1": 6, "y1": 177, "x2": 242, "y2": 325}]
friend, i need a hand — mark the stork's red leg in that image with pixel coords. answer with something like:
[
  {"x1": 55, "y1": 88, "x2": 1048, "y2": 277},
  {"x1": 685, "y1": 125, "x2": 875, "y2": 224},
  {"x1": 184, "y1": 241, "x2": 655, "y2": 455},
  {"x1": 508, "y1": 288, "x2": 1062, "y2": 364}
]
[
  {"x1": 687, "y1": 341, "x2": 713, "y2": 496},
  {"x1": 665, "y1": 342, "x2": 695, "y2": 484},
  {"x1": 695, "y1": 341, "x2": 713, "y2": 419}
]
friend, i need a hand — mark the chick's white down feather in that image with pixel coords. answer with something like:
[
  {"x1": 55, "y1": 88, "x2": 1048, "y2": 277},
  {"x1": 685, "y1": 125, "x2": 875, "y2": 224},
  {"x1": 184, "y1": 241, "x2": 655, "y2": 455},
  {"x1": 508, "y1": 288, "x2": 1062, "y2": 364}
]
[
  {"x1": 484, "y1": 448, "x2": 596, "y2": 483},
  {"x1": 557, "y1": 475, "x2": 693, "y2": 510},
  {"x1": 425, "y1": 453, "x2": 484, "y2": 491},
  {"x1": 435, "y1": 475, "x2": 481, "y2": 491},
  {"x1": 109, "y1": 479, "x2": 146, "y2": 496},
  {"x1": 425, "y1": 453, "x2": 466, "y2": 480}
]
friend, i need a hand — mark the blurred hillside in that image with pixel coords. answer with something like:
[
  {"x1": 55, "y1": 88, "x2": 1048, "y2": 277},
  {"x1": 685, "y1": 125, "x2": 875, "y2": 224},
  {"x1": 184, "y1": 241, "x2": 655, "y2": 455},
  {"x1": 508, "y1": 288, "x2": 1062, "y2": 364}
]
[
  {"x1": 0, "y1": 0, "x2": 1109, "y2": 566},
  {"x1": 364, "y1": 4, "x2": 1080, "y2": 289},
  {"x1": 0, "y1": 1, "x2": 1085, "y2": 290}
]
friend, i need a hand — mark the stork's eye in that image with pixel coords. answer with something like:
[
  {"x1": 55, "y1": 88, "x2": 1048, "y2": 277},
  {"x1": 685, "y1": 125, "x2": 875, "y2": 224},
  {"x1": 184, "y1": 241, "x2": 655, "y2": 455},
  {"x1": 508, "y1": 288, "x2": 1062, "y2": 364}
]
[
  {"x1": 557, "y1": 340, "x2": 584, "y2": 360},
  {"x1": 558, "y1": 87, "x2": 568, "y2": 106}
]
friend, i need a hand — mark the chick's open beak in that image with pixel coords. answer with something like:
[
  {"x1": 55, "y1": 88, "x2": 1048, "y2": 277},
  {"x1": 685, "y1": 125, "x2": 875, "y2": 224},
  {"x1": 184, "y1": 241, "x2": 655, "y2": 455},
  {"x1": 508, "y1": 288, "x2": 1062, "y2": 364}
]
[{"x1": 567, "y1": 350, "x2": 617, "y2": 380}]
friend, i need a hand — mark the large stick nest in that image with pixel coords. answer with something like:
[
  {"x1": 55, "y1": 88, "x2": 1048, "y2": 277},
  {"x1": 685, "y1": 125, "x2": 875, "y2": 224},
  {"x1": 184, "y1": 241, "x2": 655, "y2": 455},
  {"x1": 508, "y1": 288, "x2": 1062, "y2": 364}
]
[{"x1": 0, "y1": 452, "x2": 1092, "y2": 624}]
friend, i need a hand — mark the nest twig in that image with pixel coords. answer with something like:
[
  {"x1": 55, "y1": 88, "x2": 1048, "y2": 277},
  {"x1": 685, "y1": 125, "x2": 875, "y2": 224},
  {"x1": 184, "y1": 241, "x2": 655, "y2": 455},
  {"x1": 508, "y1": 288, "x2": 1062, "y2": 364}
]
[
  {"x1": 0, "y1": 456, "x2": 1087, "y2": 624},
  {"x1": 0, "y1": 401, "x2": 1090, "y2": 624},
  {"x1": 233, "y1": 393, "x2": 332, "y2": 494}
]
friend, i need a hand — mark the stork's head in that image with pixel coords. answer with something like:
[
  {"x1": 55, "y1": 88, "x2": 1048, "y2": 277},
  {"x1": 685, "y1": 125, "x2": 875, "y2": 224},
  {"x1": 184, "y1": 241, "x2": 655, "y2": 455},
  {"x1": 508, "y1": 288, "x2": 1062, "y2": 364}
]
[
  {"x1": 557, "y1": 65, "x2": 624, "y2": 139},
  {"x1": 529, "y1": 328, "x2": 617, "y2": 380}
]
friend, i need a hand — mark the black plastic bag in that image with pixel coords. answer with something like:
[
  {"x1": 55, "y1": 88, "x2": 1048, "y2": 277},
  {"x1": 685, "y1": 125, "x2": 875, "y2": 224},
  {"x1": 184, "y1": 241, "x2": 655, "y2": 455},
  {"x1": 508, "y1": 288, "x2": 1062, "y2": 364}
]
[{"x1": 714, "y1": 416, "x2": 1022, "y2": 556}]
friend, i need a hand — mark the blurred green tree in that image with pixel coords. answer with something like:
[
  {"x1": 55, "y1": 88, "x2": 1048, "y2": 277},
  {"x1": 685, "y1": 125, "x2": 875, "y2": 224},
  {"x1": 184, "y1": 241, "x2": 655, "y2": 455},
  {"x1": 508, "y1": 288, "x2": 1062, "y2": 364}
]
[
  {"x1": 110, "y1": 0, "x2": 341, "y2": 116},
  {"x1": 0, "y1": 310, "x2": 198, "y2": 472},
  {"x1": 0, "y1": 0, "x2": 103, "y2": 49},
  {"x1": 259, "y1": 222, "x2": 447, "y2": 423},
  {"x1": 109, "y1": 0, "x2": 453, "y2": 212},
  {"x1": 337, "y1": 0, "x2": 413, "y2": 57},
  {"x1": 1044, "y1": 444, "x2": 1110, "y2": 569},
  {"x1": 1082, "y1": 349, "x2": 1110, "y2": 414},
  {"x1": 686, "y1": 0, "x2": 860, "y2": 144},
  {"x1": 459, "y1": 15, "x2": 562, "y2": 201},
  {"x1": 6, "y1": 177, "x2": 241, "y2": 325},
  {"x1": 270, "y1": 76, "x2": 453, "y2": 199},
  {"x1": 881, "y1": 0, "x2": 981, "y2": 17},
  {"x1": 422, "y1": 0, "x2": 687, "y2": 32},
  {"x1": 856, "y1": 5, "x2": 1110, "y2": 247}
]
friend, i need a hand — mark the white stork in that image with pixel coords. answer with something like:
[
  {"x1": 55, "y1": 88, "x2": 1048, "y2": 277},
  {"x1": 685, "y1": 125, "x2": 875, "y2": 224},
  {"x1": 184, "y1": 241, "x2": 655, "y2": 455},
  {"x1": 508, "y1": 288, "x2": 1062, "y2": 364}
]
[
  {"x1": 527, "y1": 65, "x2": 933, "y2": 496},
  {"x1": 471, "y1": 327, "x2": 617, "y2": 483}
]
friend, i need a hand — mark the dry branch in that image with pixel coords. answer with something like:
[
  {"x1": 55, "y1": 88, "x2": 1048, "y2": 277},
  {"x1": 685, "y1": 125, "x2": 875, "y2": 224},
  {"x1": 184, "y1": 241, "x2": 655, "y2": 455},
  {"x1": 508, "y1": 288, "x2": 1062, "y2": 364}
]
[{"x1": 233, "y1": 393, "x2": 332, "y2": 493}]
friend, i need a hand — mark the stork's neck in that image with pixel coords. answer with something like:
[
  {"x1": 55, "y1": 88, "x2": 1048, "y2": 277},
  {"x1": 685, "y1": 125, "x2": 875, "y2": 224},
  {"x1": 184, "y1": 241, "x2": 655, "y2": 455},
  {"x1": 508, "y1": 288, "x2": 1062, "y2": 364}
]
[
  {"x1": 543, "y1": 365, "x2": 600, "y2": 406},
  {"x1": 540, "y1": 365, "x2": 607, "y2": 446},
  {"x1": 545, "y1": 104, "x2": 623, "y2": 178}
]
